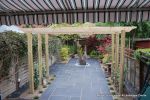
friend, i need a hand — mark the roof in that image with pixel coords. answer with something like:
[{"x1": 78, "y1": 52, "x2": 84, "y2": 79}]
[
  {"x1": 134, "y1": 38, "x2": 150, "y2": 41},
  {"x1": 0, "y1": 0, "x2": 150, "y2": 25}
]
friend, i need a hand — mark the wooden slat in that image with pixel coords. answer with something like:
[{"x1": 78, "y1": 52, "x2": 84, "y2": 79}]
[{"x1": 27, "y1": 33, "x2": 34, "y2": 94}]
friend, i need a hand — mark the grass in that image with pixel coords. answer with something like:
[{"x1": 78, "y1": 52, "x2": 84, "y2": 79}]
[{"x1": 33, "y1": 96, "x2": 39, "y2": 99}]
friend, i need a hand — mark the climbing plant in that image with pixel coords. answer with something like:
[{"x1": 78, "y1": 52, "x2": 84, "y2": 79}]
[
  {"x1": 48, "y1": 36, "x2": 62, "y2": 55},
  {"x1": 34, "y1": 63, "x2": 39, "y2": 89},
  {"x1": 134, "y1": 48, "x2": 150, "y2": 60},
  {"x1": 0, "y1": 32, "x2": 46, "y2": 78},
  {"x1": 0, "y1": 32, "x2": 27, "y2": 78}
]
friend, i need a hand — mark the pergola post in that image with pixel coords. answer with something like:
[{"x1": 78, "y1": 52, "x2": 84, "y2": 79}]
[
  {"x1": 38, "y1": 33, "x2": 42, "y2": 89},
  {"x1": 113, "y1": 33, "x2": 120, "y2": 89},
  {"x1": 114, "y1": 33, "x2": 117, "y2": 77},
  {"x1": 119, "y1": 30, "x2": 126, "y2": 94},
  {"x1": 111, "y1": 34, "x2": 115, "y2": 78},
  {"x1": 27, "y1": 33, "x2": 34, "y2": 94},
  {"x1": 116, "y1": 33, "x2": 120, "y2": 72},
  {"x1": 45, "y1": 34, "x2": 49, "y2": 78}
]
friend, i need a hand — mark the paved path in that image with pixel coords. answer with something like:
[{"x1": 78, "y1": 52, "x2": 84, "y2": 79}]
[{"x1": 40, "y1": 58, "x2": 113, "y2": 100}]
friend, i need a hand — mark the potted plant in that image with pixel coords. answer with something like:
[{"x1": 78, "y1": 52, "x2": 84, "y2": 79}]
[{"x1": 78, "y1": 47, "x2": 86, "y2": 65}]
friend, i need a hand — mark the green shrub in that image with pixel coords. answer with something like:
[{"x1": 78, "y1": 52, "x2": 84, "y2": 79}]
[
  {"x1": 134, "y1": 48, "x2": 150, "y2": 59},
  {"x1": 60, "y1": 46, "x2": 69, "y2": 61},
  {"x1": 98, "y1": 54, "x2": 104, "y2": 59},
  {"x1": 68, "y1": 45, "x2": 76, "y2": 54},
  {"x1": 77, "y1": 47, "x2": 83, "y2": 57},
  {"x1": 63, "y1": 45, "x2": 76, "y2": 55},
  {"x1": 90, "y1": 50, "x2": 98, "y2": 58},
  {"x1": 102, "y1": 54, "x2": 112, "y2": 64}
]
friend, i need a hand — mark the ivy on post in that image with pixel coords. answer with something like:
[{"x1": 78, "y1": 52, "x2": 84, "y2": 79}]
[
  {"x1": 27, "y1": 33, "x2": 34, "y2": 94},
  {"x1": 45, "y1": 34, "x2": 49, "y2": 78},
  {"x1": 38, "y1": 33, "x2": 42, "y2": 90},
  {"x1": 119, "y1": 30, "x2": 126, "y2": 94}
]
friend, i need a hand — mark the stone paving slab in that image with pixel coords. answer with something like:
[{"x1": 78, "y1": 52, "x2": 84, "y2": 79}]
[
  {"x1": 49, "y1": 96, "x2": 69, "y2": 100},
  {"x1": 40, "y1": 58, "x2": 113, "y2": 100}
]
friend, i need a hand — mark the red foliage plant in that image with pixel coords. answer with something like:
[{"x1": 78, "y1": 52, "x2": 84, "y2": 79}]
[
  {"x1": 86, "y1": 35, "x2": 111, "y2": 54},
  {"x1": 86, "y1": 35, "x2": 99, "y2": 54},
  {"x1": 96, "y1": 36, "x2": 111, "y2": 54}
]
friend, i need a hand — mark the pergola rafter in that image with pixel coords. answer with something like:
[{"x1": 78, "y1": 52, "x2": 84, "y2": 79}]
[{"x1": 21, "y1": 26, "x2": 136, "y2": 94}]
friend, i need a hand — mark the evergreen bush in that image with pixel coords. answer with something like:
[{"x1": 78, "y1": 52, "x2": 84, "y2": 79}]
[{"x1": 60, "y1": 46, "x2": 69, "y2": 61}]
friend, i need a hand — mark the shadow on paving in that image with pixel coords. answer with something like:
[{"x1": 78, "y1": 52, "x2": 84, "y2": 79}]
[{"x1": 40, "y1": 58, "x2": 113, "y2": 100}]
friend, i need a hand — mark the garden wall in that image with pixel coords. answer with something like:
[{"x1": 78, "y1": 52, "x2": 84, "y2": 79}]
[{"x1": 0, "y1": 55, "x2": 57, "y2": 100}]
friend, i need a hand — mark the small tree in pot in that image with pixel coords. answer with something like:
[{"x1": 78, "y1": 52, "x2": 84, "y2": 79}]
[{"x1": 78, "y1": 47, "x2": 86, "y2": 65}]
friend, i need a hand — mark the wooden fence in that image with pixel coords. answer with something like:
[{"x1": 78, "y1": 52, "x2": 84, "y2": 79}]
[
  {"x1": 124, "y1": 48, "x2": 140, "y2": 95},
  {"x1": 0, "y1": 58, "x2": 28, "y2": 100},
  {"x1": 124, "y1": 48, "x2": 150, "y2": 99},
  {"x1": 0, "y1": 55, "x2": 57, "y2": 100}
]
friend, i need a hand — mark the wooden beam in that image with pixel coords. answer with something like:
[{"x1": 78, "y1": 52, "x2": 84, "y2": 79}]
[
  {"x1": 119, "y1": 30, "x2": 126, "y2": 94},
  {"x1": 20, "y1": 27, "x2": 136, "y2": 35},
  {"x1": 27, "y1": 33, "x2": 34, "y2": 94},
  {"x1": 38, "y1": 33, "x2": 42, "y2": 89},
  {"x1": 111, "y1": 34, "x2": 115, "y2": 78},
  {"x1": 45, "y1": 34, "x2": 49, "y2": 77}
]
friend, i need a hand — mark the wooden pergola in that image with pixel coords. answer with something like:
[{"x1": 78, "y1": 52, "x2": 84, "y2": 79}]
[{"x1": 21, "y1": 26, "x2": 136, "y2": 94}]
